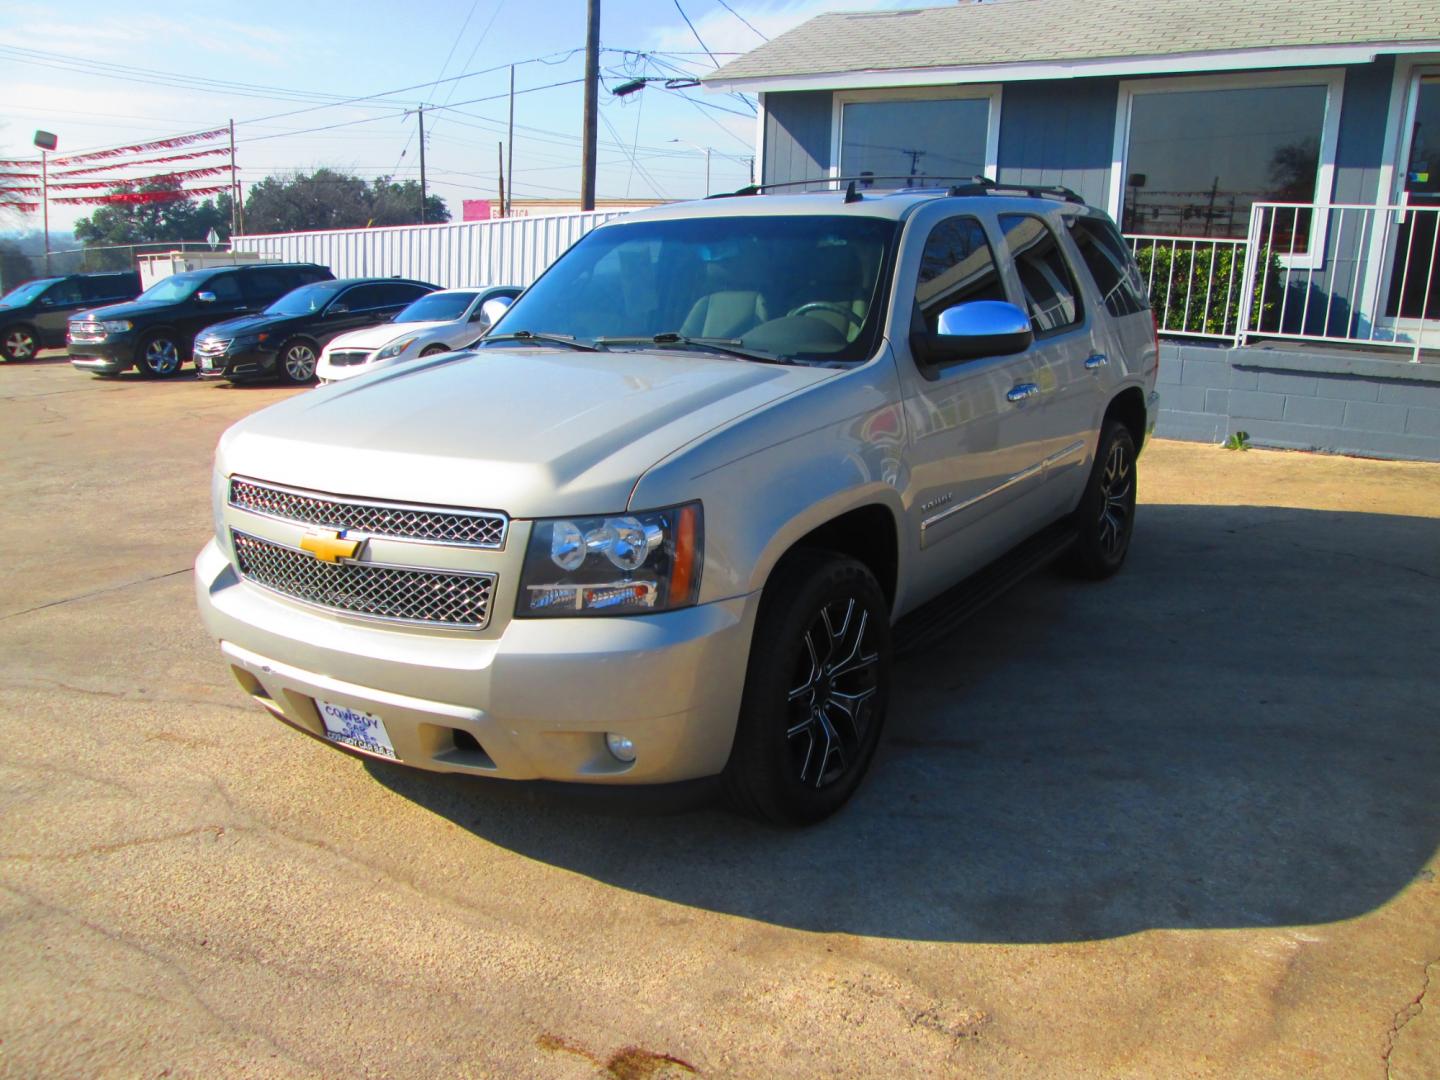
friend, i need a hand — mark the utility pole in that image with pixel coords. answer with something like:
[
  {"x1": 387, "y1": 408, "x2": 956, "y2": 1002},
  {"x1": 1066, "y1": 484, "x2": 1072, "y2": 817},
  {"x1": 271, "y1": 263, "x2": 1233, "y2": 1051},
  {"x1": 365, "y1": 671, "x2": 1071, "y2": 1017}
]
[
  {"x1": 497, "y1": 143, "x2": 506, "y2": 219},
  {"x1": 417, "y1": 105, "x2": 428, "y2": 225},
  {"x1": 228, "y1": 118, "x2": 238, "y2": 237},
  {"x1": 506, "y1": 64, "x2": 515, "y2": 218},
  {"x1": 580, "y1": 0, "x2": 600, "y2": 211},
  {"x1": 40, "y1": 151, "x2": 49, "y2": 275}
]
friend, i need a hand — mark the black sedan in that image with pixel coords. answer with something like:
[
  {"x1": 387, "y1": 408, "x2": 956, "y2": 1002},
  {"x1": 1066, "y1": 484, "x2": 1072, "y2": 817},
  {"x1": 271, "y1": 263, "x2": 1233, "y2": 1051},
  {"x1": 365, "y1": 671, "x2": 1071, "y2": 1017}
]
[{"x1": 194, "y1": 277, "x2": 439, "y2": 384}]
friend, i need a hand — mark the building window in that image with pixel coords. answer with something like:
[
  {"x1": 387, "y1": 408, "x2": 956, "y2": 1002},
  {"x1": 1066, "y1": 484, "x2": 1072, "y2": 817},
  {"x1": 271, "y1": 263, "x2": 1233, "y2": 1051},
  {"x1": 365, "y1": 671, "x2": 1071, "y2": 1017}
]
[
  {"x1": 1115, "y1": 74, "x2": 1341, "y2": 253},
  {"x1": 836, "y1": 89, "x2": 998, "y2": 188}
]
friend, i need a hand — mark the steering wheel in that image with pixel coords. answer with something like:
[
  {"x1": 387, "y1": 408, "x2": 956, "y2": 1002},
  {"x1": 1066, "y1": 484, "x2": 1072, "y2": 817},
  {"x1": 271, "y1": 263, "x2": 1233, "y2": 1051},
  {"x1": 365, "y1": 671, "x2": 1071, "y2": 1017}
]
[{"x1": 787, "y1": 301, "x2": 865, "y2": 332}]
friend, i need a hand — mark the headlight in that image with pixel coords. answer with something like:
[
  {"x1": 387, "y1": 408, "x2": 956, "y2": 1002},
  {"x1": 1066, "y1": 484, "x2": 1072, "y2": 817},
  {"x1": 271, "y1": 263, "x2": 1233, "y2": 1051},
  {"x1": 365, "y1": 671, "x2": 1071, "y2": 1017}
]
[
  {"x1": 516, "y1": 503, "x2": 702, "y2": 617},
  {"x1": 376, "y1": 336, "x2": 416, "y2": 360},
  {"x1": 100, "y1": 320, "x2": 132, "y2": 333}
]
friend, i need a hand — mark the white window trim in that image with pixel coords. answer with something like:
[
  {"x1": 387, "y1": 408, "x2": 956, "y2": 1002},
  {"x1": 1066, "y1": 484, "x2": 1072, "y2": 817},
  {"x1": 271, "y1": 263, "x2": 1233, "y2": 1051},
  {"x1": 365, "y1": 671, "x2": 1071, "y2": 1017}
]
[
  {"x1": 1107, "y1": 68, "x2": 1346, "y2": 270},
  {"x1": 828, "y1": 84, "x2": 1002, "y2": 188}
]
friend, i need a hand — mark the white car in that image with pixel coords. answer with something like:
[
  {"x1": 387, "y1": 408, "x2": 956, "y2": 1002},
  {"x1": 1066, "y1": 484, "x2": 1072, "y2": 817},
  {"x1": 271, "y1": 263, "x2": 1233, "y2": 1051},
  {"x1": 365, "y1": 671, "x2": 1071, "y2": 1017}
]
[{"x1": 315, "y1": 285, "x2": 520, "y2": 383}]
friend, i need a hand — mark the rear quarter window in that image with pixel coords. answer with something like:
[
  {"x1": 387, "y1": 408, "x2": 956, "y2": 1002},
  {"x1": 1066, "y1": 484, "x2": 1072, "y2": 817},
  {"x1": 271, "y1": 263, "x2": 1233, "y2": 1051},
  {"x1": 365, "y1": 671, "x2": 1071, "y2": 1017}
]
[{"x1": 1067, "y1": 216, "x2": 1149, "y2": 318}]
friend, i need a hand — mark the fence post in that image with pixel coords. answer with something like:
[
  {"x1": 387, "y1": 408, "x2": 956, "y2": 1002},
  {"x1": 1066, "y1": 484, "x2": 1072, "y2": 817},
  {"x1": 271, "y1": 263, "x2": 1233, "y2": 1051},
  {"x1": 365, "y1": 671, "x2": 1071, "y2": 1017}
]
[{"x1": 1234, "y1": 206, "x2": 1263, "y2": 349}]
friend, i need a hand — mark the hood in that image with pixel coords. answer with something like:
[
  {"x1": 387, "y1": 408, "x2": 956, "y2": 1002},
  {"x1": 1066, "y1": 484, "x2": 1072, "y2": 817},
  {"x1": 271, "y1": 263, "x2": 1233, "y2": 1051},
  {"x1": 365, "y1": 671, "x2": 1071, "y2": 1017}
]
[
  {"x1": 219, "y1": 346, "x2": 839, "y2": 517},
  {"x1": 71, "y1": 298, "x2": 170, "y2": 322},
  {"x1": 327, "y1": 320, "x2": 451, "y2": 352},
  {"x1": 199, "y1": 312, "x2": 309, "y2": 338}
]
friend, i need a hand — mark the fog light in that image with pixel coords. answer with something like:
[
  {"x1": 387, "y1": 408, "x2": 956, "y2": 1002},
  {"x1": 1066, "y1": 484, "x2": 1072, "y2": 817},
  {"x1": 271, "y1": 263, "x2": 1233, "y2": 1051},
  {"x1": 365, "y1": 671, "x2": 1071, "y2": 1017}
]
[{"x1": 605, "y1": 732, "x2": 636, "y2": 763}]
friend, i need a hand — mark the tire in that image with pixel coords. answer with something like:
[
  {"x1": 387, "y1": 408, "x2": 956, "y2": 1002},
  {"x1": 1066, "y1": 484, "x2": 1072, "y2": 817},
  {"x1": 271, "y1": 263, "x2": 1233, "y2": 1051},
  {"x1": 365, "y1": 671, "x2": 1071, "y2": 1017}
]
[
  {"x1": 2, "y1": 324, "x2": 40, "y2": 362},
  {"x1": 277, "y1": 339, "x2": 319, "y2": 384},
  {"x1": 420, "y1": 344, "x2": 449, "y2": 357},
  {"x1": 1063, "y1": 420, "x2": 1138, "y2": 580},
  {"x1": 137, "y1": 332, "x2": 183, "y2": 378},
  {"x1": 722, "y1": 551, "x2": 892, "y2": 825}
]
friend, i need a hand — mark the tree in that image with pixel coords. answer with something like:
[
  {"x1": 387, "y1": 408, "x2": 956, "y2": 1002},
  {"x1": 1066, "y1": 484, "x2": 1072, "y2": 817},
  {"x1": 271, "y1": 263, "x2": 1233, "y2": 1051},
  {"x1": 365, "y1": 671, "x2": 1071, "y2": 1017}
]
[
  {"x1": 73, "y1": 179, "x2": 232, "y2": 248},
  {"x1": 0, "y1": 240, "x2": 35, "y2": 292},
  {"x1": 241, "y1": 168, "x2": 449, "y2": 234}
]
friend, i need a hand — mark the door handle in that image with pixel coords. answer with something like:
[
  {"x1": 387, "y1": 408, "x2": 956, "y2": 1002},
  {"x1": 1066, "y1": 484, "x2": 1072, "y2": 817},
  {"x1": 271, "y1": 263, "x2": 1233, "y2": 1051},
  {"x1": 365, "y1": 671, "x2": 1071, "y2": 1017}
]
[
  {"x1": 1084, "y1": 353, "x2": 1108, "y2": 370},
  {"x1": 1006, "y1": 383, "x2": 1040, "y2": 403}
]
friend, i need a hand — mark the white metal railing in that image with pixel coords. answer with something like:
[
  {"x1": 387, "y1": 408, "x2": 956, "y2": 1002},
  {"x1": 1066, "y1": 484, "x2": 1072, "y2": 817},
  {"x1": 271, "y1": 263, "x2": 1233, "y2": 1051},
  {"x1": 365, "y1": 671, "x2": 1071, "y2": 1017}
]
[
  {"x1": 1126, "y1": 203, "x2": 1438, "y2": 362},
  {"x1": 1124, "y1": 234, "x2": 1250, "y2": 340},
  {"x1": 1237, "y1": 201, "x2": 1438, "y2": 362}
]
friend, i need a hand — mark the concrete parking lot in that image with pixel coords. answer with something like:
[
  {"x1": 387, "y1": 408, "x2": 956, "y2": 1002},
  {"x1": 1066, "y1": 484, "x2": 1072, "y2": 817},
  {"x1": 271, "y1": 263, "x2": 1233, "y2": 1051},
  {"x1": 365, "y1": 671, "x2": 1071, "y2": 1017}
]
[{"x1": 2, "y1": 356, "x2": 1438, "y2": 1078}]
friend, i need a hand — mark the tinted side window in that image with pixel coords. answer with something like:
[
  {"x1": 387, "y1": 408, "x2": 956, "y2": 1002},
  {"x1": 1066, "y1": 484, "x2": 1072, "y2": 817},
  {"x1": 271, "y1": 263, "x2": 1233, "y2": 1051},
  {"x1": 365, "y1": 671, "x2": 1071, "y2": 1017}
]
[
  {"x1": 46, "y1": 278, "x2": 84, "y2": 305},
  {"x1": 1067, "y1": 216, "x2": 1148, "y2": 317},
  {"x1": 913, "y1": 216, "x2": 1005, "y2": 331},
  {"x1": 240, "y1": 268, "x2": 296, "y2": 305},
  {"x1": 377, "y1": 283, "x2": 432, "y2": 307},
  {"x1": 81, "y1": 276, "x2": 122, "y2": 302},
  {"x1": 998, "y1": 214, "x2": 1082, "y2": 334},
  {"x1": 337, "y1": 284, "x2": 390, "y2": 311},
  {"x1": 204, "y1": 273, "x2": 245, "y2": 304}
]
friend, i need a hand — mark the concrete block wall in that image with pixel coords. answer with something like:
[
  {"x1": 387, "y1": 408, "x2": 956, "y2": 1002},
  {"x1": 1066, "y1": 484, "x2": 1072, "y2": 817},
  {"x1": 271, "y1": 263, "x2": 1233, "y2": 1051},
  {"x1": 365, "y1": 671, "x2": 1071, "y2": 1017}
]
[{"x1": 1155, "y1": 342, "x2": 1440, "y2": 462}]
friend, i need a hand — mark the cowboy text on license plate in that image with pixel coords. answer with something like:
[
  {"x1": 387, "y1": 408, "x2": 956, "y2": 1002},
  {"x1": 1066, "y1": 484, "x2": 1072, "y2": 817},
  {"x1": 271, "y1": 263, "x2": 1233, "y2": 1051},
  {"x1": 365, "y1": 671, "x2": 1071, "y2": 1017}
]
[{"x1": 317, "y1": 699, "x2": 397, "y2": 759}]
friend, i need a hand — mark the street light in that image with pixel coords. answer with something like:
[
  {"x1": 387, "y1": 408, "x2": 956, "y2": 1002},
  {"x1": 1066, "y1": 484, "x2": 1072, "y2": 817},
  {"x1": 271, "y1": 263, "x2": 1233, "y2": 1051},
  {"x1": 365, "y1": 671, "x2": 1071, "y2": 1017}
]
[
  {"x1": 668, "y1": 138, "x2": 712, "y2": 198},
  {"x1": 34, "y1": 130, "x2": 57, "y2": 275}
]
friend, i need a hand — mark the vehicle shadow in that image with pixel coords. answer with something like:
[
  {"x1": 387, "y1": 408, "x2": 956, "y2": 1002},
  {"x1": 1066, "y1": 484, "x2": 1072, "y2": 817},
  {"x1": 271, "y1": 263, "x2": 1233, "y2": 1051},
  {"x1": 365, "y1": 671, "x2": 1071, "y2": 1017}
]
[{"x1": 367, "y1": 503, "x2": 1440, "y2": 943}]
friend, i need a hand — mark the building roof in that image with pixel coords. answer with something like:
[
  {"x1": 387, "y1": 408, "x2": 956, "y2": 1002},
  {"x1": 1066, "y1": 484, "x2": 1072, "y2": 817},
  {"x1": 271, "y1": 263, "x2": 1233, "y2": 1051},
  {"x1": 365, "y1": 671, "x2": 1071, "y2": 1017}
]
[{"x1": 705, "y1": 0, "x2": 1440, "y2": 90}]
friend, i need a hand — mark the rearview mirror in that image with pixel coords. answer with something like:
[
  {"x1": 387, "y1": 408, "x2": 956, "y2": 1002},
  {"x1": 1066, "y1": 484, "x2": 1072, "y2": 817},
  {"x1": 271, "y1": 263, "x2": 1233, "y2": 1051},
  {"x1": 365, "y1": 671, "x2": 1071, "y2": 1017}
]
[
  {"x1": 911, "y1": 300, "x2": 1033, "y2": 365},
  {"x1": 196, "y1": 291, "x2": 217, "y2": 303},
  {"x1": 477, "y1": 296, "x2": 512, "y2": 331}
]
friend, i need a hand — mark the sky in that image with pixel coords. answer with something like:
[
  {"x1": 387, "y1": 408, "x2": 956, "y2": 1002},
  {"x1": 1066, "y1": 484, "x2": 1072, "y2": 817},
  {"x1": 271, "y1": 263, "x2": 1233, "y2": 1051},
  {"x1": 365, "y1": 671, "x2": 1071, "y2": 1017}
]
[{"x1": 1, "y1": 0, "x2": 938, "y2": 236}]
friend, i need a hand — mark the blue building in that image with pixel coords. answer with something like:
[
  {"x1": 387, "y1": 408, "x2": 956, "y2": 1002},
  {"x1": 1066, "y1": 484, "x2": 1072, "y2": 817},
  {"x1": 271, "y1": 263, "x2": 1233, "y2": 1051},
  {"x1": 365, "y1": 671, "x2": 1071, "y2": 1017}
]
[{"x1": 706, "y1": 0, "x2": 1440, "y2": 459}]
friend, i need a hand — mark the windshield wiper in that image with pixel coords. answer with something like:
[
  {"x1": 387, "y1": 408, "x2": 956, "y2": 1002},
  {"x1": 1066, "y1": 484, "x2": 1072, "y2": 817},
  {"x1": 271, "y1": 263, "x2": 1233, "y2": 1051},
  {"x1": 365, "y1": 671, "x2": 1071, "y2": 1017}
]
[
  {"x1": 596, "y1": 332, "x2": 791, "y2": 364},
  {"x1": 479, "y1": 330, "x2": 603, "y2": 352}
]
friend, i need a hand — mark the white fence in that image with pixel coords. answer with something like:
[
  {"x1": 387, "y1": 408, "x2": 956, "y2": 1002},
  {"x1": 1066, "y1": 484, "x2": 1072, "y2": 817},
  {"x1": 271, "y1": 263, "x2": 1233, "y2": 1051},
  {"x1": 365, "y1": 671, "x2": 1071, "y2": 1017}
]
[
  {"x1": 1126, "y1": 201, "x2": 1438, "y2": 361},
  {"x1": 231, "y1": 210, "x2": 630, "y2": 290}
]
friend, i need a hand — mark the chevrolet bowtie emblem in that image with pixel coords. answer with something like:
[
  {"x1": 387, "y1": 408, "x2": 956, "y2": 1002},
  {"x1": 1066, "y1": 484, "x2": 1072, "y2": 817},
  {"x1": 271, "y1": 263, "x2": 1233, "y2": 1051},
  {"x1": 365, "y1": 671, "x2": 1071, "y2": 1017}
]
[{"x1": 299, "y1": 530, "x2": 361, "y2": 563}]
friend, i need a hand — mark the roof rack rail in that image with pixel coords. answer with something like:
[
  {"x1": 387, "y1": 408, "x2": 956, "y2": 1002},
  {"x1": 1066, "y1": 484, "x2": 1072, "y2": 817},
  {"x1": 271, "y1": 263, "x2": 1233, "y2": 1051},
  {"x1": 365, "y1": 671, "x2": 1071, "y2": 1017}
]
[{"x1": 705, "y1": 175, "x2": 1088, "y2": 205}]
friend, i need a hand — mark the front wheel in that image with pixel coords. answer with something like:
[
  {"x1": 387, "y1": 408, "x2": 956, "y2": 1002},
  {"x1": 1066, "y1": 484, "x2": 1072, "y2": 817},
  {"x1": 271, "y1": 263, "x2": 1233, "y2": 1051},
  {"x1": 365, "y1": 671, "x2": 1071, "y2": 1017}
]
[
  {"x1": 723, "y1": 552, "x2": 891, "y2": 825},
  {"x1": 137, "y1": 332, "x2": 183, "y2": 377},
  {"x1": 2, "y1": 325, "x2": 39, "y2": 362},
  {"x1": 277, "y1": 340, "x2": 318, "y2": 384},
  {"x1": 420, "y1": 344, "x2": 450, "y2": 357},
  {"x1": 1063, "y1": 420, "x2": 1138, "y2": 580}
]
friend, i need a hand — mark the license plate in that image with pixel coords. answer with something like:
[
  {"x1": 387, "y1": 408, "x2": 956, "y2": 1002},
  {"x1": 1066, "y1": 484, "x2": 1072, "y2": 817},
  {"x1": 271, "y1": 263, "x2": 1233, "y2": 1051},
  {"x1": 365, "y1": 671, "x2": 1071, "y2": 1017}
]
[{"x1": 316, "y1": 699, "x2": 397, "y2": 759}]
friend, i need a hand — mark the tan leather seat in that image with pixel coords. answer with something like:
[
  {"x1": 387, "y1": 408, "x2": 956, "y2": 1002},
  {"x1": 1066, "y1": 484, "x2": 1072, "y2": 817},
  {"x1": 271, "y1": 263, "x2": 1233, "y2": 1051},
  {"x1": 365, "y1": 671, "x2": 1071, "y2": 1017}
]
[{"x1": 680, "y1": 290, "x2": 769, "y2": 339}]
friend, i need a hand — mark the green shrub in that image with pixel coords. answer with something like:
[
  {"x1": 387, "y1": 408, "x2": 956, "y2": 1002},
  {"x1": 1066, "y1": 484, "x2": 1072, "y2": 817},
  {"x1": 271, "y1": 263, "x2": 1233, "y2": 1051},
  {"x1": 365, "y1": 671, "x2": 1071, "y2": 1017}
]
[{"x1": 1134, "y1": 242, "x2": 1284, "y2": 337}]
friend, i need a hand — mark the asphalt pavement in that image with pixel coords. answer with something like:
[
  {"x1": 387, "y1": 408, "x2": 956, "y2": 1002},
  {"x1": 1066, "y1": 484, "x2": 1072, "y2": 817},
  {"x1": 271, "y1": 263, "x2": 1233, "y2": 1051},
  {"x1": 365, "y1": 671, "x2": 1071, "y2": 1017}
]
[{"x1": 2, "y1": 355, "x2": 1438, "y2": 1078}]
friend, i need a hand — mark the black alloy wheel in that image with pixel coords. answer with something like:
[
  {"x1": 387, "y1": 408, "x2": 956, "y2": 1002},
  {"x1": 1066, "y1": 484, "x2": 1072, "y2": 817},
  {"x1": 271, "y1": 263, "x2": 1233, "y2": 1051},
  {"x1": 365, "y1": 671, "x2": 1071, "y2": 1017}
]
[
  {"x1": 1064, "y1": 420, "x2": 1138, "y2": 579},
  {"x1": 137, "y1": 333, "x2": 183, "y2": 377},
  {"x1": 724, "y1": 551, "x2": 892, "y2": 825},
  {"x1": 2, "y1": 325, "x2": 39, "y2": 361}
]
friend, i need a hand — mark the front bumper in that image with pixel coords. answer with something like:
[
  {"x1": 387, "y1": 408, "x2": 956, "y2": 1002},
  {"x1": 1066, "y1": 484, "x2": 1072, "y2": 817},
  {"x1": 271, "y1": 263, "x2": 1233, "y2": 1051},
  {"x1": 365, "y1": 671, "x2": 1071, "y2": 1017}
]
[
  {"x1": 194, "y1": 539, "x2": 760, "y2": 784},
  {"x1": 68, "y1": 337, "x2": 135, "y2": 374},
  {"x1": 196, "y1": 344, "x2": 279, "y2": 381}
]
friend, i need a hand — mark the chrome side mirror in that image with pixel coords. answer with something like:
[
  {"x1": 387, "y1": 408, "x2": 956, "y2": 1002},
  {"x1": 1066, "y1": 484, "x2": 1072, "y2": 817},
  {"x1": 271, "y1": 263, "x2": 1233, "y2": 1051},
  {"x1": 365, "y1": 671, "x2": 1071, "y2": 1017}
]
[
  {"x1": 913, "y1": 300, "x2": 1033, "y2": 365},
  {"x1": 477, "y1": 296, "x2": 512, "y2": 332}
]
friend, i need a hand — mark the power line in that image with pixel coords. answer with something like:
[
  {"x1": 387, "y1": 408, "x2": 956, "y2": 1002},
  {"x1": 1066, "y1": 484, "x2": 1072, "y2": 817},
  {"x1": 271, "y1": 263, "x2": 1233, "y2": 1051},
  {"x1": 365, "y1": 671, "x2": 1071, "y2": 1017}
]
[
  {"x1": 671, "y1": 0, "x2": 721, "y2": 68},
  {"x1": 713, "y1": 0, "x2": 768, "y2": 41}
]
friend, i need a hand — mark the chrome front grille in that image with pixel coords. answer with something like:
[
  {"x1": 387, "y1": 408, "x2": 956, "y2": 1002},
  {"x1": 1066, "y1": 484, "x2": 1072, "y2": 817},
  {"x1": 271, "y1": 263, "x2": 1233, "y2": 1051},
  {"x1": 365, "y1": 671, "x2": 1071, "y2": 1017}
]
[
  {"x1": 229, "y1": 477, "x2": 507, "y2": 548},
  {"x1": 195, "y1": 338, "x2": 230, "y2": 357},
  {"x1": 232, "y1": 531, "x2": 494, "y2": 629},
  {"x1": 328, "y1": 350, "x2": 371, "y2": 367}
]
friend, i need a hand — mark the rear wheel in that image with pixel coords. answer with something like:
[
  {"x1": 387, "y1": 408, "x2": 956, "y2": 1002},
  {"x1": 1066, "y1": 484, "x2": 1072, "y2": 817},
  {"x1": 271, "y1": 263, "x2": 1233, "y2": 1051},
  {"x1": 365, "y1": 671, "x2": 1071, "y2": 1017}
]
[
  {"x1": 137, "y1": 332, "x2": 183, "y2": 377},
  {"x1": 723, "y1": 551, "x2": 891, "y2": 825},
  {"x1": 2, "y1": 325, "x2": 40, "y2": 361},
  {"x1": 1063, "y1": 420, "x2": 1137, "y2": 580},
  {"x1": 278, "y1": 340, "x2": 318, "y2": 384}
]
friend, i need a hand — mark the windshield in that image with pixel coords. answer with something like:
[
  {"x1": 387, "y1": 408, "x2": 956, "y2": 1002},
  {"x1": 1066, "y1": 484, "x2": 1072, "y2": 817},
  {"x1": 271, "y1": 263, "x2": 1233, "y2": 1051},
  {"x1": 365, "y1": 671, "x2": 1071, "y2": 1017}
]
[
  {"x1": 395, "y1": 291, "x2": 477, "y2": 323},
  {"x1": 265, "y1": 281, "x2": 345, "y2": 316},
  {"x1": 491, "y1": 214, "x2": 899, "y2": 363},
  {"x1": 0, "y1": 278, "x2": 63, "y2": 307},
  {"x1": 136, "y1": 271, "x2": 210, "y2": 304}
]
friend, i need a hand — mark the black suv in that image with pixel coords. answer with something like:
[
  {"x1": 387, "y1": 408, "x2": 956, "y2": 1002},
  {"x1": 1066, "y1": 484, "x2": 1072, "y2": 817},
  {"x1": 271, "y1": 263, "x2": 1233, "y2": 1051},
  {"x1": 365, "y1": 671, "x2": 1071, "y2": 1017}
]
[
  {"x1": 1, "y1": 271, "x2": 142, "y2": 362},
  {"x1": 194, "y1": 277, "x2": 439, "y2": 384},
  {"x1": 68, "y1": 262, "x2": 333, "y2": 378}
]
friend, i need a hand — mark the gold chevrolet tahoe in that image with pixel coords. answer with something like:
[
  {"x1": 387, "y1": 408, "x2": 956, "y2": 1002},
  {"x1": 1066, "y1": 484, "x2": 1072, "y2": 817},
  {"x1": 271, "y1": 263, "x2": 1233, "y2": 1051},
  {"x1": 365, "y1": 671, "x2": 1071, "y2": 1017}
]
[{"x1": 196, "y1": 182, "x2": 1159, "y2": 824}]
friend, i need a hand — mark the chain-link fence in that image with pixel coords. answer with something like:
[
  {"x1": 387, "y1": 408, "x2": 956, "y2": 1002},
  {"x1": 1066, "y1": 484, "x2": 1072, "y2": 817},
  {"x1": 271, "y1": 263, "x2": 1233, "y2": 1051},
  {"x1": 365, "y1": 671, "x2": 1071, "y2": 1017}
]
[{"x1": 0, "y1": 242, "x2": 221, "y2": 291}]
